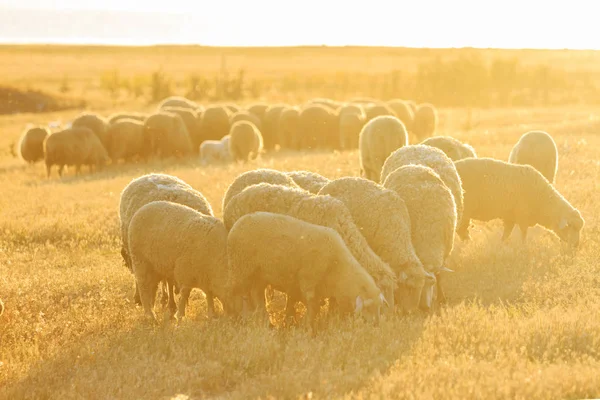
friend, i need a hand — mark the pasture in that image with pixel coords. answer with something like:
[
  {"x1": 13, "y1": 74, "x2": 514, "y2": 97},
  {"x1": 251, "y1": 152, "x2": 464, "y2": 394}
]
[{"x1": 1, "y1": 46, "x2": 600, "y2": 399}]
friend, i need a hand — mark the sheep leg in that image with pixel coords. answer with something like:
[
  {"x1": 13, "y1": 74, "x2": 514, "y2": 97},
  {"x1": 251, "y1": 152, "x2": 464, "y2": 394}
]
[
  {"x1": 435, "y1": 273, "x2": 447, "y2": 305},
  {"x1": 136, "y1": 270, "x2": 160, "y2": 323},
  {"x1": 205, "y1": 291, "x2": 216, "y2": 319},
  {"x1": 303, "y1": 292, "x2": 320, "y2": 337},
  {"x1": 58, "y1": 165, "x2": 64, "y2": 177},
  {"x1": 159, "y1": 280, "x2": 169, "y2": 307},
  {"x1": 176, "y1": 287, "x2": 192, "y2": 320},
  {"x1": 502, "y1": 221, "x2": 515, "y2": 241},
  {"x1": 133, "y1": 281, "x2": 142, "y2": 305},
  {"x1": 167, "y1": 281, "x2": 177, "y2": 315},
  {"x1": 250, "y1": 285, "x2": 270, "y2": 326},
  {"x1": 285, "y1": 293, "x2": 299, "y2": 327},
  {"x1": 519, "y1": 225, "x2": 529, "y2": 242},
  {"x1": 75, "y1": 164, "x2": 81, "y2": 176},
  {"x1": 46, "y1": 164, "x2": 51, "y2": 178}
]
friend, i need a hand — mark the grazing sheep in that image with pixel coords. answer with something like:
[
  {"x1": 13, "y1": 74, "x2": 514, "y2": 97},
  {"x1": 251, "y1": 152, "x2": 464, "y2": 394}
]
[
  {"x1": 421, "y1": 136, "x2": 477, "y2": 161},
  {"x1": 119, "y1": 173, "x2": 214, "y2": 307},
  {"x1": 199, "y1": 105, "x2": 231, "y2": 143},
  {"x1": 262, "y1": 104, "x2": 287, "y2": 150},
  {"x1": 161, "y1": 106, "x2": 201, "y2": 149},
  {"x1": 338, "y1": 104, "x2": 366, "y2": 150},
  {"x1": 223, "y1": 183, "x2": 397, "y2": 309},
  {"x1": 285, "y1": 170, "x2": 330, "y2": 194},
  {"x1": 108, "y1": 112, "x2": 147, "y2": 124},
  {"x1": 43, "y1": 127, "x2": 109, "y2": 178},
  {"x1": 508, "y1": 130, "x2": 558, "y2": 183},
  {"x1": 157, "y1": 96, "x2": 198, "y2": 111},
  {"x1": 248, "y1": 103, "x2": 269, "y2": 123},
  {"x1": 387, "y1": 99, "x2": 415, "y2": 131},
  {"x1": 228, "y1": 121, "x2": 263, "y2": 162},
  {"x1": 222, "y1": 168, "x2": 300, "y2": 211},
  {"x1": 381, "y1": 144, "x2": 464, "y2": 225},
  {"x1": 105, "y1": 119, "x2": 145, "y2": 162},
  {"x1": 199, "y1": 135, "x2": 232, "y2": 165},
  {"x1": 71, "y1": 113, "x2": 110, "y2": 148},
  {"x1": 454, "y1": 157, "x2": 584, "y2": 247},
  {"x1": 18, "y1": 125, "x2": 49, "y2": 163},
  {"x1": 128, "y1": 201, "x2": 232, "y2": 322},
  {"x1": 143, "y1": 112, "x2": 193, "y2": 158},
  {"x1": 277, "y1": 107, "x2": 301, "y2": 149},
  {"x1": 318, "y1": 177, "x2": 436, "y2": 312},
  {"x1": 412, "y1": 103, "x2": 438, "y2": 140},
  {"x1": 298, "y1": 104, "x2": 339, "y2": 149},
  {"x1": 364, "y1": 103, "x2": 397, "y2": 122},
  {"x1": 230, "y1": 110, "x2": 263, "y2": 131},
  {"x1": 228, "y1": 212, "x2": 387, "y2": 334},
  {"x1": 383, "y1": 165, "x2": 457, "y2": 306},
  {"x1": 359, "y1": 116, "x2": 409, "y2": 181},
  {"x1": 405, "y1": 100, "x2": 417, "y2": 115},
  {"x1": 307, "y1": 97, "x2": 341, "y2": 110}
]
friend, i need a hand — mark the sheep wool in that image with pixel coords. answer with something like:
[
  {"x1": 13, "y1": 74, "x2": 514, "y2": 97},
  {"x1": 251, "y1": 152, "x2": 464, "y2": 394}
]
[
  {"x1": 199, "y1": 135, "x2": 232, "y2": 165},
  {"x1": 262, "y1": 104, "x2": 287, "y2": 150},
  {"x1": 105, "y1": 119, "x2": 145, "y2": 162},
  {"x1": 230, "y1": 110, "x2": 263, "y2": 131},
  {"x1": 413, "y1": 103, "x2": 438, "y2": 140},
  {"x1": 143, "y1": 112, "x2": 193, "y2": 158},
  {"x1": 228, "y1": 121, "x2": 263, "y2": 162},
  {"x1": 108, "y1": 112, "x2": 147, "y2": 124},
  {"x1": 337, "y1": 104, "x2": 366, "y2": 150},
  {"x1": 421, "y1": 136, "x2": 477, "y2": 161},
  {"x1": 71, "y1": 113, "x2": 110, "y2": 148},
  {"x1": 454, "y1": 157, "x2": 584, "y2": 247},
  {"x1": 386, "y1": 99, "x2": 415, "y2": 131},
  {"x1": 298, "y1": 104, "x2": 339, "y2": 150},
  {"x1": 509, "y1": 130, "x2": 558, "y2": 184},
  {"x1": 359, "y1": 116, "x2": 409, "y2": 181},
  {"x1": 18, "y1": 125, "x2": 49, "y2": 163},
  {"x1": 286, "y1": 170, "x2": 330, "y2": 194},
  {"x1": 157, "y1": 96, "x2": 199, "y2": 111},
  {"x1": 128, "y1": 201, "x2": 230, "y2": 322},
  {"x1": 277, "y1": 107, "x2": 301, "y2": 150},
  {"x1": 161, "y1": 106, "x2": 202, "y2": 149},
  {"x1": 199, "y1": 105, "x2": 231, "y2": 143}
]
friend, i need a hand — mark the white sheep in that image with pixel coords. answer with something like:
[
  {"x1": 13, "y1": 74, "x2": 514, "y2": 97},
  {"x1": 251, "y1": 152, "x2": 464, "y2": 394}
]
[
  {"x1": 454, "y1": 157, "x2": 584, "y2": 247},
  {"x1": 508, "y1": 130, "x2": 558, "y2": 184},
  {"x1": 318, "y1": 177, "x2": 436, "y2": 312},
  {"x1": 227, "y1": 211, "x2": 387, "y2": 334},
  {"x1": 228, "y1": 120, "x2": 264, "y2": 162},
  {"x1": 412, "y1": 103, "x2": 438, "y2": 140},
  {"x1": 359, "y1": 116, "x2": 409, "y2": 181},
  {"x1": 381, "y1": 144, "x2": 464, "y2": 225},
  {"x1": 17, "y1": 125, "x2": 49, "y2": 164},
  {"x1": 383, "y1": 165, "x2": 457, "y2": 307},
  {"x1": 199, "y1": 135, "x2": 232, "y2": 165},
  {"x1": 119, "y1": 173, "x2": 214, "y2": 309},
  {"x1": 223, "y1": 183, "x2": 397, "y2": 310},
  {"x1": 285, "y1": 170, "x2": 330, "y2": 194},
  {"x1": 128, "y1": 201, "x2": 232, "y2": 322},
  {"x1": 421, "y1": 136, "x2": 477, "y2": 161}
]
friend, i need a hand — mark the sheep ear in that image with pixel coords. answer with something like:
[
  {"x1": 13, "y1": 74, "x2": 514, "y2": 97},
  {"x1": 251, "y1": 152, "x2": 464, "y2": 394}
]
[
  {"x1": 440, "y1": 266, "x2": 454, "y2": 273},
  {"x1": 559, "y1": 218, "x2": 568, "y2": 229},
  {"x1": 379, "y1": 293, "x2": 390, "y2": 308},
  {"x1": 355, "y1": 296, "x2": 364, "y2": 313}
]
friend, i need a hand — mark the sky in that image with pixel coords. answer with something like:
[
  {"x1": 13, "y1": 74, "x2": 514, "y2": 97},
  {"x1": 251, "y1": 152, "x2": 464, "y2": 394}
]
[{"x1": 0, "y1": 0, "x2": 598, "y2": 49}]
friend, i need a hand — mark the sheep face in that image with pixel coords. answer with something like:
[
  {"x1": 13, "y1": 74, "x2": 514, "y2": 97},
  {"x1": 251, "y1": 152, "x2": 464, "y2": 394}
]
[
  {"x1": 554, "y1": 209, "x2": 584, "y2": 248},
  {"x1": 353, "y1": 292, "x2": 388, "y2": 326},
  {"x1": 396, "y1": 269, "x2": 436, "y2": 313}
]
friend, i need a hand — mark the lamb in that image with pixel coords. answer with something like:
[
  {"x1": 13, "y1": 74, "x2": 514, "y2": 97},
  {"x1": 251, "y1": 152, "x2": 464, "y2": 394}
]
[
  {"x1": 157, "y1": 96, "x2": 198, "y2": 111},
  {"x1": 119, "y1": 173, "x2": 214, "y2": 307},
  {"x1": 412, "y1": 103, "x2": 438, "y2": 140},
  {"x1": 105, "y1": 119, "x2": 145, "y2": 162},
  {"x1": 128, "y1": 201, "x2": 232, "y2": 322},
  {"x1": 381, "y1": 144, "x2": 464, "y2": 225},
  {"x1": 508, "y1": 130, "x2": 558, "y2": 183},
  {"x1": 454, "y1": 157, "x2": 584, "y2": 247},
  {"x1": 421, "y1": 136, "x2": 477, "y2": 161},
  {"x1": 277, "y1": 106, "x2": 301, "y2": 150},
  {"x1": 199, "y1": 135, "x2": 232, "y2": 165},
  {"x1": 71, "y1": 113, "x2": 110, "y2": 148},
  {"x1": 386, "y1": 99, "x2": 415, "y2": 131},
  {"x1": 359, "y1": 116, "x2": 409, "y2": 181},
  {"x1": 227, "y1": 212, "x2": 387, "y2": 334},
  {"x1": 43, "y1": 127, "x2": 110, "y2": 178},
  {"x1": 262, "y1": 104, "x2": 287, "y2": 150},
  {"x1": 383, "y1": 165, "x2": 457, "y2": 306},
  {"x1": 286, "y1": 170, "x2": 330, "y2": 194},
  {"x1": 337, "y1": 104, "x2": 366, "y2": 150},
  {"x1": 143, "y1": 112, "x2": 193, "y2": 158},
  {"x1": 222, "y1": 168, "x2": 300, "y2": 211},
  {"x1": 318, "y1": 177, "x2": 436, "y2": 312},
  {"x1": 298, "y1": 104, "x2": 339, "y2": 149},
  {"x1": 18, "y1": 125, "x2": 49, "y2": 163},
  {"x1": 223, "y1": 183, "x2": 397, "y2": 309},
  {"x1": 230, "y1": 110, "x2": 263, "y2": 131},
  {"x1": 228, "y1": 121, "x2": 264, "y2": 162},
  {"x1": 198, "y1": 105, "x2": 231, "y2": 143}
]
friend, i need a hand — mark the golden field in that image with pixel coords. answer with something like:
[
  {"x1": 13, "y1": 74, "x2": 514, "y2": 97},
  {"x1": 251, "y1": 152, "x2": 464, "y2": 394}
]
[{"x1": 1, "y1": 46, "x2": 600, "y2": 399}]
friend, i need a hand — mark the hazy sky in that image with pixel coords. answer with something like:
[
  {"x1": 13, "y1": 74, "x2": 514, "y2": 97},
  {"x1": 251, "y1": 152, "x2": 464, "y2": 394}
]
[{"x1": 1, "y1": 1, "x2": 598, "y2": 48}]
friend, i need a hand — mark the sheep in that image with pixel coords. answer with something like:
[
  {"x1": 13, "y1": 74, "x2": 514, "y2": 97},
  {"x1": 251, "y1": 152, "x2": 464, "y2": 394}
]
[
  {"x1": 143, "y1": 112, "x2": 193, "y2": 158},
  {"x1": 381, "y1": 144, "x2": 464, "y2": 225},
  {"x1": 108, "y1": 112, "x2": 147, "y2": 124},
  {"x1": 230, "y1": 110, "x2": 263, "y2": 131},
  {"x1": 71, "y1": 113, "x2": 110, "y2": 148},
  {"x1": 43, "y1": 127, "x2": 109, "y2": 178},
  {"x1": 337, "y1": 104, "x2": 366, "y2": 150},
  {"x1": 119, "y1": 173, "x2": 214, "y2": 308},
  {"x1": 105, "y1": 119, "x2": 145, "y2": 162},
  {"x1": 364, "y1": 103, "x2": 397, "y2": 122},
  {"x1": 247, "y1": 103, "x2": 269, "y2": 123},
  {"x1": 222, "y1": 168, "x2": 300, "y2": 211},
  {"x1": 318, "y1": 177, "x2": 436, "y2": 312},
  {"x1": 17, "y1": 125, "x2": 49, "y2": 163},
  {"x1": 157, "y1": 96, "x2": 198, "y2": 111},
  {"x1": 383, "y1": 165, "x2": 457, "y2": 306},
  {"x1": 298, "y1": 104, "x2": 339, "y2": 149},
  {"x1": 285, "y1": 170, "x2": 330, "y2": 194},
  {"x1": 454, "y1": 157, "x2": 584, "y2": 247},
  {"x1": 161, "y1": 106, "x2": 202, "y2": 149},
  {"x1": 199, "y1": 135, "x2": 232, "y2": 165},
  {"x1": 199, "y1": 105, "x2": 231, "y2": 143},
  {"x1": 405, "y1": 100, "x2": 418, "y2": 115},
  {"x1": 228, "y1": 121, "x2": 264, "y2": 162},
  {"x1": 277, "y1": 107, "x2": 301, "y2": 150},
  {"x1": 227, "y1": 211, "x2": 387, "y2": 334},
  {"x1": 359, "y1": 116, "x2": 409, "y2": 181},
  {"x1": 223, "y1": 183, "x2": 397, "y2": 310},
  {"x1": 421, "y1": 136, "x2": 477, "y2": 161},
  {"x1": 128, "y1": 201, "x2": 232, "y2": 322},
  {"x1": 262, "y1": 104, "x2": 287, "y2": 150},
  {"x1": 386, "y1": 99, "x2": 415, "y2": 131},
  {"x1": 412, "y1": 103, "x2": 438, "y2": 140},
  {"x1": 307, "y1": 97, "x2": 341, "y2": 110},
  {"x1": 223, "y1": 103, "x2": 241, "y2": 113},
  {"x1": 508, "y1": 130, "x2": 558, "y2": 183}
]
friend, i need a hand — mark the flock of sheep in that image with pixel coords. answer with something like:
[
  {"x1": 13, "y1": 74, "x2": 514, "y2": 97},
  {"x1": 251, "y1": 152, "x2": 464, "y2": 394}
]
[{"x1": 15, "y1": 96, "x2": 438, "y2": 177}]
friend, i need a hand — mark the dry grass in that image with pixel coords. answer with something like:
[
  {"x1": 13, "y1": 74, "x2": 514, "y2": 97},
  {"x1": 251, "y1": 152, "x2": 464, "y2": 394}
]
[{"x1": 1, "y1": 102, "x2": 599, "y2": 399}]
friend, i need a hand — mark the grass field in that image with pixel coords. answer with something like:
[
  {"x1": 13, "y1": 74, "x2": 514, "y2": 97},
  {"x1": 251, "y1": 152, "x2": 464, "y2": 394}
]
[{"x1": 1, "y1": 46, "x2": 600, "y2": 399}]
